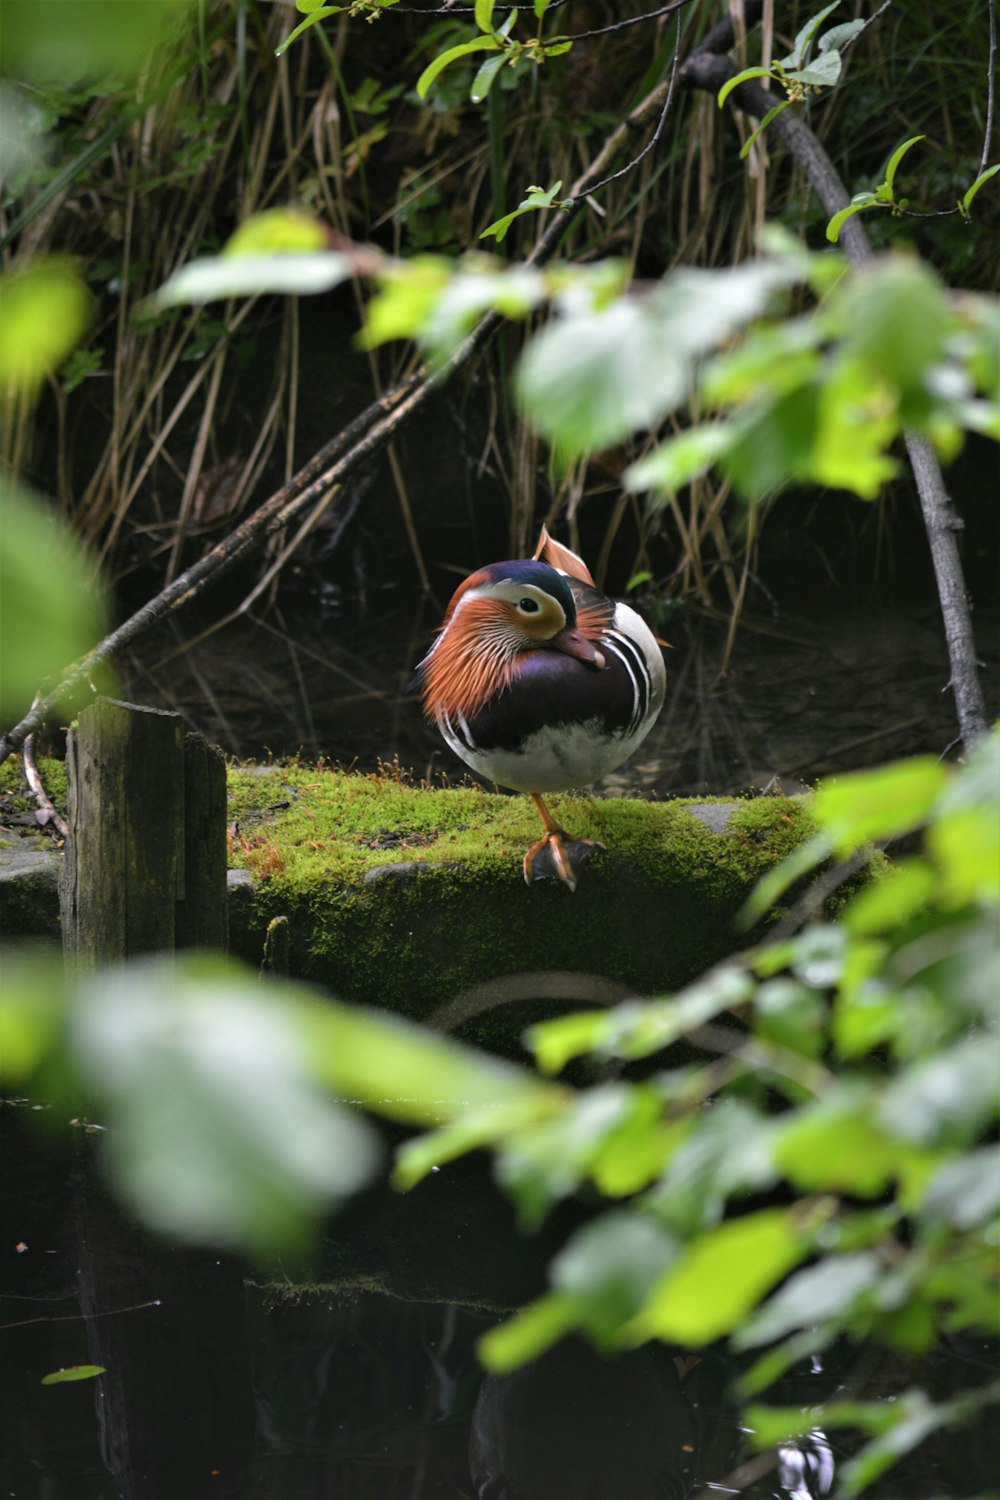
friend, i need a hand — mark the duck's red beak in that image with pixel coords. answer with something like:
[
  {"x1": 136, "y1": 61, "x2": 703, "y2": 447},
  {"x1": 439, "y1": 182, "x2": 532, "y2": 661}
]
[{"x1": 549, "y1": 625, "x2": 606, "y2": 669}]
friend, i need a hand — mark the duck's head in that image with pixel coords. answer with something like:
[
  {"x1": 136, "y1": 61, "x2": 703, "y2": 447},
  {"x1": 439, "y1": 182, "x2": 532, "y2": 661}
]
[{"x1": 421, "y1": 560, "x2": 606, "y2": 721}]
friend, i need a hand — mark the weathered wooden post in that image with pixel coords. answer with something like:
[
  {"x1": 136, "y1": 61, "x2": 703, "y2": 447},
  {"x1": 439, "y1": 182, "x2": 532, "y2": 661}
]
[
  {"x1": 61, "y1": 697, "x2": 227, "y2": 960},
  {"x1": 61, "y1": 699, "x2": 252, "y2": 1500}
]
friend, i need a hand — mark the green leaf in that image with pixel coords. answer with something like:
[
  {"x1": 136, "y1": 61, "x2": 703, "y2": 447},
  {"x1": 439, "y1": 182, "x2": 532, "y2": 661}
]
[
  {"x1": 480, "y1": 181, "x2": 566, "y2": 241},
  {"x1": 813, "y1": 756, "x2": 948, "y2": 853},
  {"x1": 879, "y1": 1033, "x2": 1000, "y2": 1147},
  {"x1": 826, "y1": 193, "x2": 880, "y2": 243},
  {"x1": 551, "y1": 1211, "x2": 681, "y2": 1339},
  {"x1": 771, "y1": 1094, "x2": 902, "y2": 1196},
  {"x1": 754, "y1": 979, "x2": 826, "y2": 1058},
  {"x1": 921, "y1": 1148, "x2": 1000, "y2": 1230},
  {"x1": 0, "y1": 481, "x2": 107, "y2": 720},
  {"x1": 629, "y1": 1208, "x2": 811, "y2": 1345},
  {"x1": 739, "y1": 100, "x2": 791, "y2": 160},
  {"x1": 738, "y1": 831, "x2": 831, "y2": 927},
  {"x1": 735, "y1": 1250, "x2": 881, "y2": 1349},
  {"x1": 883, "y1": 134, "x2": 925, "y2": 197},
  {"x1": 155, "y1": 251, "x2": 355, "y2": 305},
  {"x1": 416, "y1": 37, "x2": 501, "y2": 100},
  {"x1": 817, "y1": 18, "x2": 865, "y2": 51},
  {"x1": 780, "y1": 1, "x2": 841, "y2": 69},
  {"x1": 0, "y1": 0, "x2": 190, "y2": 84},
  {"x1": 724, "y1": 381, "x2": 822, "y2": 497},
  {"x1": 783, "y1": 50, "x2": 843, "y2": 88},
  {"x1": 470, "y1": 48, "x2": 508, "y2": 102},
  {"x1": 225, "y1": 209, "x2": 330, "y2": 255},
  {"x1": 0, "y1": 257, "x2": 93, "y2": 401},
  {"x1": 838, "y1": 1385, "x2": 1000, "y2": 1497},
  {"x1": 392, "y1": 1091, "x2": 561, "y2": 1189},
  {"x1": 645, "y1": 1098, "x2": 776, "y2": 1235},
  {"x1": 717, "y1": 66, "x2": 780, "y2": 109},
  {"x1": 928, "y1": 732, "x2": 1000, "y2": 905},
  {"x1": 624, "y1": 423, "x2": 738, "y2": 496},
  {"x1": 809, "y1": 353, "x2": 899, "y2": 498},
  {"x1": 474, "y1": 0, "x2": 495, "y2": 33},
  {"x1": 478, "y1": 1291, "x2": 578, "y2": 1371},
  {"x1": 516, "y1": 296, "x2": 688, "y2": 460},
  {"x1": 41, "y1": 1365, "x2": 107, "y2": 1385},
  {"x1": 73, "y1": 956, "x2": 384, "y2": 1258},
  {"x1": 275, "y1": 7, "x2": 343, "y2": 58},
  {"x1": 961, "y1": 162, "x2": 1000, "y2": 215},
  {"x1": 844, "y1": 858, "x2": 936, "y2": 937}
]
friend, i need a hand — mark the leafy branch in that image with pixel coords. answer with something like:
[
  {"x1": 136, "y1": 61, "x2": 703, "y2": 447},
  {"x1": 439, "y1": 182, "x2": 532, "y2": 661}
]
[{"x1": 717, "y1": 1, "x2": 864, "y2": 160}]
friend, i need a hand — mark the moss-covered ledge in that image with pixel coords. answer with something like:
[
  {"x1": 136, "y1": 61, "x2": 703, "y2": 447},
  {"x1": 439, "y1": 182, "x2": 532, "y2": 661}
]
[{"x1": 226, "y1": 763, "x2": 823, "y2": 1036}]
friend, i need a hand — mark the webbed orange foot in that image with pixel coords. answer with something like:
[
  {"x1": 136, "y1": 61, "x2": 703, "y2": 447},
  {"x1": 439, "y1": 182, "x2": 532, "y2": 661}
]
[
  {"x1": 523, "y1": 792, "x2": 604, "y2": 891},
  {"x1": 522, "y1": 831, "x2": 604, "y2": 891}
]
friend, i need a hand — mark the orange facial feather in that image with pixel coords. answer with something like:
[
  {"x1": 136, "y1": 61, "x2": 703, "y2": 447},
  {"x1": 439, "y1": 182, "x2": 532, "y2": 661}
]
[{"x1": 422, "y1": 597, "x2": 521, "y2": 722}]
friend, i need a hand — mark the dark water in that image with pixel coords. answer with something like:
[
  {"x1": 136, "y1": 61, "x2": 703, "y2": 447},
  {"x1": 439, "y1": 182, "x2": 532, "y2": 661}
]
[{"x1": 2, "y1": 1107, "x2": 996, "y2": 1500}]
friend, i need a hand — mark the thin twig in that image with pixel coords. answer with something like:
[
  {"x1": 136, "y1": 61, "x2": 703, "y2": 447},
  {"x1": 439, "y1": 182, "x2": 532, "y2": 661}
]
[
  {"x1": 582, "y1": 10, "x2": 687, "y2": 199},
  {"x1": 840, "y1": 0, "x2": 893, "y2": 56},
  {"x1": 21, "y1": 729, "x2": 70, "y2": 840},
  {"x1": 980, "y1": 0, "x2": 997, "y2": 178}
]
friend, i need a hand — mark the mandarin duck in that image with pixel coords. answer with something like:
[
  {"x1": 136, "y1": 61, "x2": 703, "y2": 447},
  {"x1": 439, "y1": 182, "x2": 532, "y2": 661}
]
[{"x1": 417, "y1": 527, "x2": 666, "y2": 891}]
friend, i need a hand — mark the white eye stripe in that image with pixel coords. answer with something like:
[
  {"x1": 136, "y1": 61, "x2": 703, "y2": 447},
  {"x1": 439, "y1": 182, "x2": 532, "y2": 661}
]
[{"x1": 453, "y1": 580, "x2": 566, "y2": 626}]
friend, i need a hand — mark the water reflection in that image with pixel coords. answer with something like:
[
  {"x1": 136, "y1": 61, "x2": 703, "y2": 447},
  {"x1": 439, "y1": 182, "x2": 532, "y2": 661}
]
[
  {"x1": 1, "y1": 1111, "x2": 995, "y2": 1499},
  {"x1": 468, "y1": 1337, "x2": 695, "y2": 1500}
]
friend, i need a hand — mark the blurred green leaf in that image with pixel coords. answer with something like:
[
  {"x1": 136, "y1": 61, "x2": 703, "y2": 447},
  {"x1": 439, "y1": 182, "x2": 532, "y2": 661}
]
[
  {"x1": 155, "y1": 250, "x2": 354, "y2": 306},
  {"x1": 73, "y1": 957, "x2": 383, "y2": 1258},
  {"x1": 625, "y1": 423, "x2": 738, "y2": 497},
  {"x1": 838, "y1": 257, "x2": 951, "y2": 404},
  {"x1": 478, "y1": 1291, "x2": 578, "y2": 1372},
  {"x1": 0, "y1": 0, "x2": 192, "y2": 84},
  {"x1": 551, "y1": 1210, "x2": 681, "y2": 1340},
  {"x1": 646, "y1": 1098, "x2": 776, "y2": 1235},
  {"x1": 630, "y1": 1208, "x2": 811, "y2": 1345},
  {"x1": 923, "y1": 1146, "x2": 1000, "y2": 1230},
  {"x1": 225, "y1": 208, "x2": 331, "y2": 255},
  {"x1": 844, "y1": 858, "x2": 936, "y2": 936},
  {"x1": 754, "y1": 978, "x2": 826, "y2": 1058},
  {"x1": 735, "y1": 1250, "x2": 881, "y2": 1349},
  {"x1": 0, "y1": 258, "x2": 93, "y2": 401},
  {"x1": 879, "y1": 1034, "x2": 1000, "y2": 1147},
  {"x1": 771, "y1": 1093, "x2": 902, "y2": 1195},
  {"x1": 927, "y1": 732, "x2": 1000, "y2": 905},
  {"x1": 813, "y1": 757, "x2": 948, "y2": 853},
  {"x1": 0, "y1": 481, "x2": 107, "y2": 719}
]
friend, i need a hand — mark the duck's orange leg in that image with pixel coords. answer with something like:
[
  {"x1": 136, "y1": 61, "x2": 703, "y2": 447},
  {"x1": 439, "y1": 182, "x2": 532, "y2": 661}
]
[{"x1": 522, "y1": 793, "x2": 604, "y2": 892}]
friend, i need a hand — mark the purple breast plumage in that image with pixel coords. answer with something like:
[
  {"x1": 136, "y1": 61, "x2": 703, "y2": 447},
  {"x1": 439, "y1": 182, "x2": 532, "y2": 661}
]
[{"x1": 416, "y1": 530, "x2": 666, "y2": 888}]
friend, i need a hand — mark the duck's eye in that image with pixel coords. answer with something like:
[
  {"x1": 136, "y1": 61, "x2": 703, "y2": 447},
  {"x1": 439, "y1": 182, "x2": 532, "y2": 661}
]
[{"x1": 518, "y1": 597, "x2": 540, "y2": 614}]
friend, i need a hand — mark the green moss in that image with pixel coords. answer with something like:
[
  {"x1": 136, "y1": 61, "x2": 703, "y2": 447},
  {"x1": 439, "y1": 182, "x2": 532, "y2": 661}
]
[
  {"x1": 224, "y1": 763, "x2": 836, "y2": 1041},
  {"x1": 0, "y1": 754, "x2": 68, "y2": 814}
]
